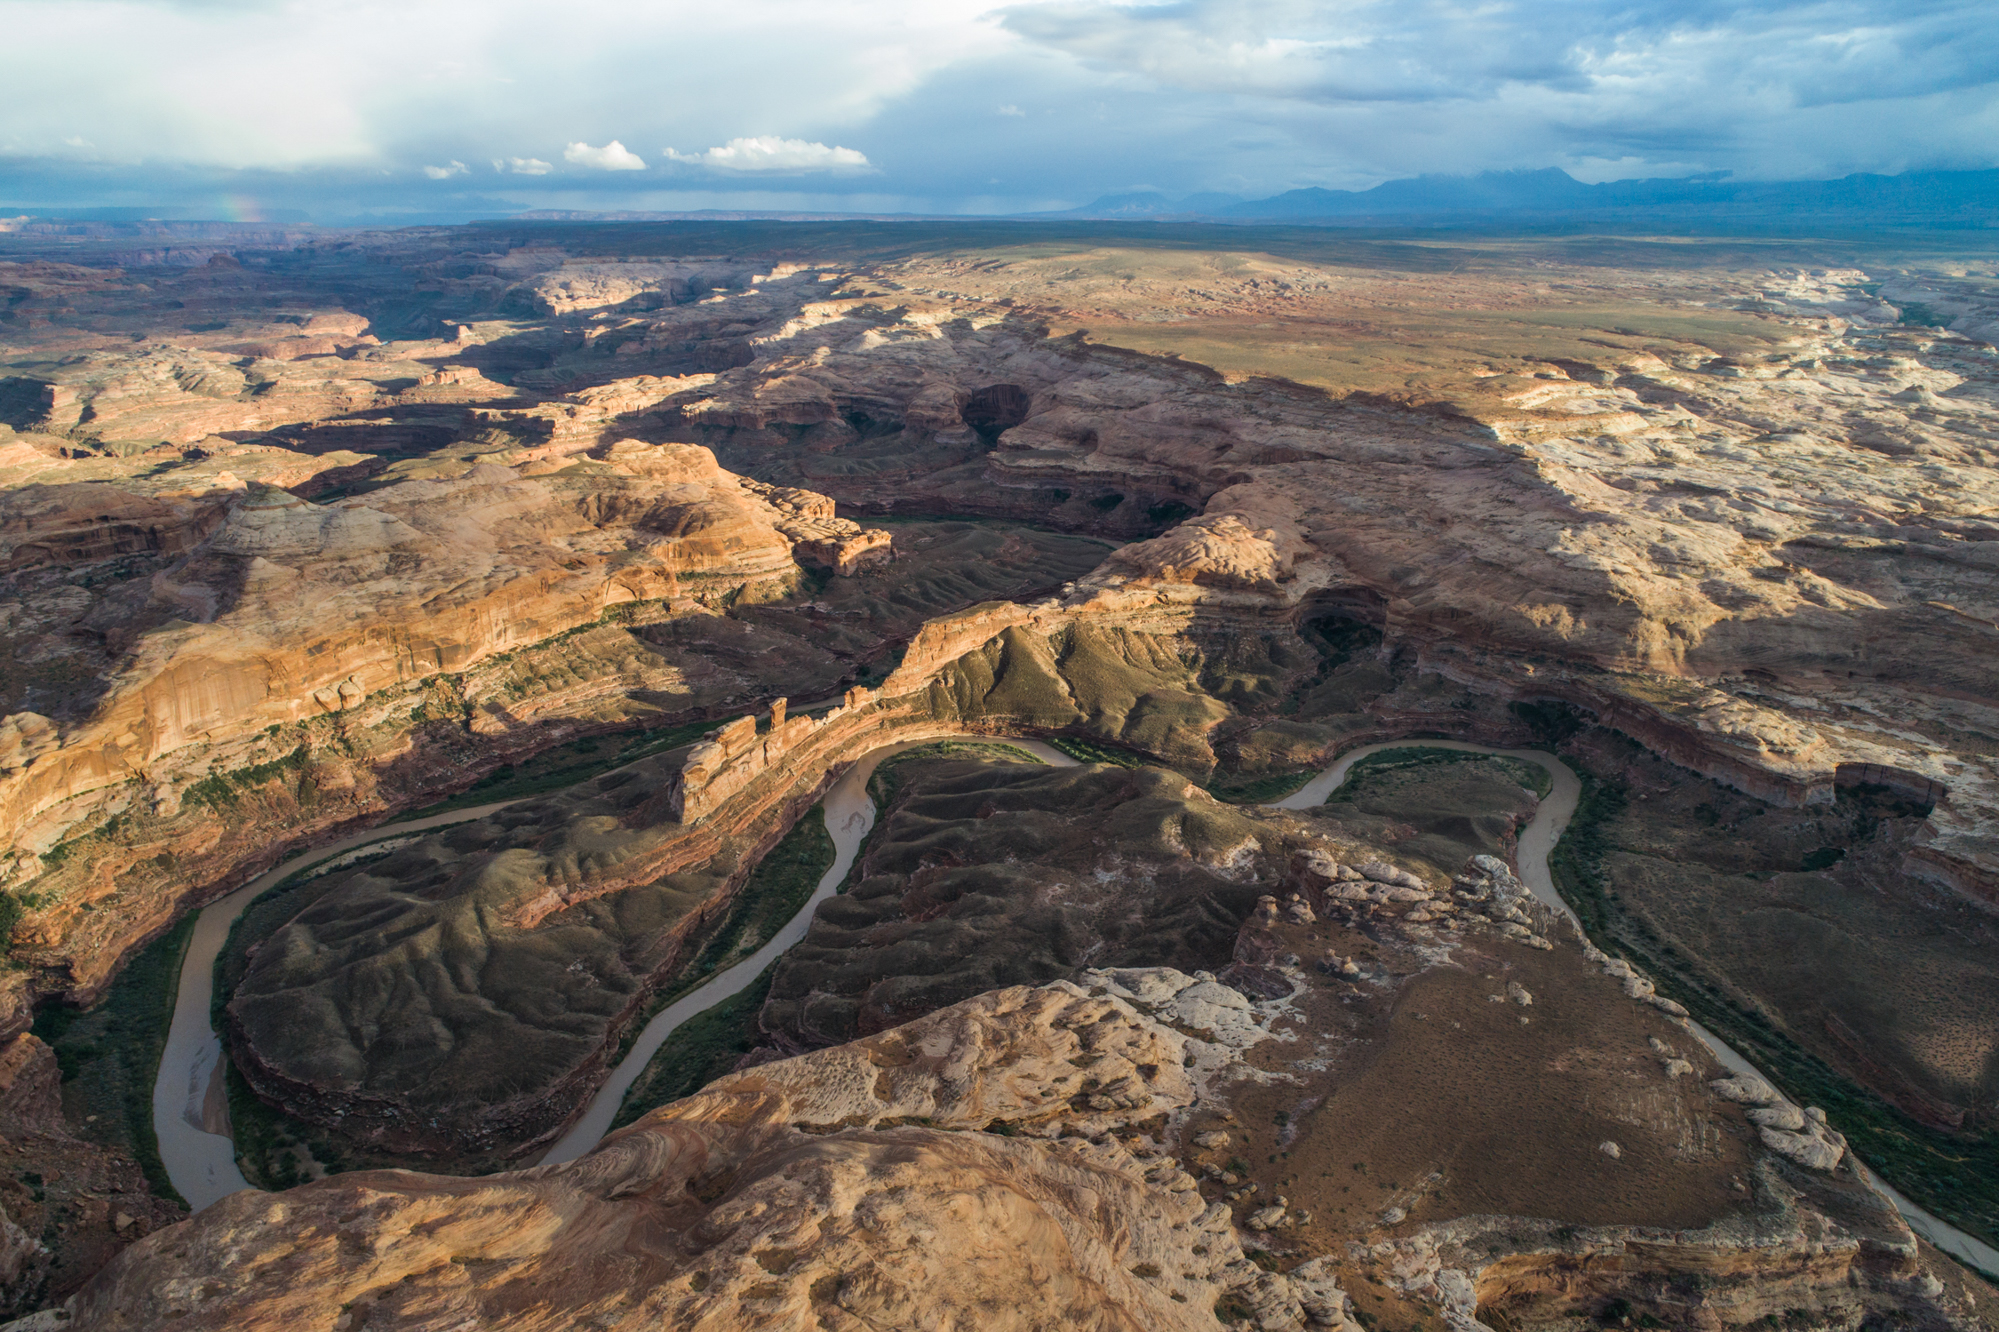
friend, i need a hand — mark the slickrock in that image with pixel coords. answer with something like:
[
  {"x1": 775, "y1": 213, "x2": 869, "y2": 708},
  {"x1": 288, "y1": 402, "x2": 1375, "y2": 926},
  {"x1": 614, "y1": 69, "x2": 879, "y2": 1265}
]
[
  {"x1": 665, "y1": 252, "x2": 1999, "y2": 908},
  {"x1": 1710, "y1": 1076, "x2": 1848, "y2": 1172},
  {"x1": 26, "y1": 981, "x2": 1360, "y2": 1332}
]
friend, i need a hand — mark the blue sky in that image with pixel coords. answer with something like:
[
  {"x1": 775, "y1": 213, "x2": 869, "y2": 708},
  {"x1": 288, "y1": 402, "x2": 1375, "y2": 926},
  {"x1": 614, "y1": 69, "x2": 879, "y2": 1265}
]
[{"x1": 3, "y1": 0, "x2": 1995, "y2": 221}]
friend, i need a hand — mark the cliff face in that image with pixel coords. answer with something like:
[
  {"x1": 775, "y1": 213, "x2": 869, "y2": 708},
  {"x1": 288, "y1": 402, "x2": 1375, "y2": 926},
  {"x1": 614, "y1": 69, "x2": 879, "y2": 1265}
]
[
  {"x1": 12, "y1": 231, "x2": 1998, "y2": 965},
  {"x1": 666, "y1": 282, "x2": 1999, "y2": 907},
  {"x1": 216, "y1": 599, "x2": 1340, "y2": 1159},
  {"x1": 217, "y1": 685, "x2": 960, "y2": 1158},
  {"x1": 0, "y1": 434, "x2": 892, "y2": 1013},
  {"x1": 0, "y1": 1034, "x2": 182, "y2": 1316},
  {"x1": 187, "y1": 290, "x2": 1999, "y2": 1160}
]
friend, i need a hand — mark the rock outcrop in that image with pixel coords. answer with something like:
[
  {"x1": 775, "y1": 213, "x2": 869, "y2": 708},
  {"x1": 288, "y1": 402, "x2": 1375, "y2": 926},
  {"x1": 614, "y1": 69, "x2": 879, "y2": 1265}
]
[
  {"x1": 657, "y1": 251, "x2": 1999, "y2": 911},
  {"x1": 0, "y1": 1035, "x2": 181, "y2": 1316},
  {"x1": 30, "y1": 955, "x2": 1979, "y2": 1332},
  {"x1": 34, "y1": 982, "x2": 1363, "y2": 1332}
]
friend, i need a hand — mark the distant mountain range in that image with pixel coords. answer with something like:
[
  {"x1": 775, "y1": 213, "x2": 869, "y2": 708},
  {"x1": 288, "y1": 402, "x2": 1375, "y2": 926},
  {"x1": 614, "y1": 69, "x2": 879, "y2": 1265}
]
[
  {"x1": 1031, "y1": 167, "x2": 1999, "y2": 229},
  {"x1": 12, "y1": 167, "x2": 1990, "y2": 234}
]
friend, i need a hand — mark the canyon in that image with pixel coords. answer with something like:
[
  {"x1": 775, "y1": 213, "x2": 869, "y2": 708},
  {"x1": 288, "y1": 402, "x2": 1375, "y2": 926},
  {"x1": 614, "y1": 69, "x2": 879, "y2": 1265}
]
[{"x1": 0, "y1": 219, "x2": 1993, "y2": 1328}]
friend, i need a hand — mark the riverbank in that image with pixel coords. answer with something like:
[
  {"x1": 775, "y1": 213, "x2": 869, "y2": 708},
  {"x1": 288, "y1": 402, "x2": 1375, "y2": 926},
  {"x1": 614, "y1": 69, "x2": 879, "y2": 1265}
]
[{"x1": 147, "y1": 734, "x2": 1999, "y2": 1282}]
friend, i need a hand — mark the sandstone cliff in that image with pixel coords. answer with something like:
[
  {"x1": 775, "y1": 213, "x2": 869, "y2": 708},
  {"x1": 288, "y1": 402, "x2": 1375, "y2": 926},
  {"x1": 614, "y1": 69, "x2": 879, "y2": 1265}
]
[{"x1": 0, "y1": 434, "x2": 893, "y2": 1015}]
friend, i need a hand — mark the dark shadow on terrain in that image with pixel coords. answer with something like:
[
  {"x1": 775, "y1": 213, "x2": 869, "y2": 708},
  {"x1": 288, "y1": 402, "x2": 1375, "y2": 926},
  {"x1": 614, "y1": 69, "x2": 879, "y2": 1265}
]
[
  {"x1": 461, "y1": 314, "x2": 757, "y2": 396},
  {"x1": 0, "y1": 377, "x2": 50, "y2": 429},
  {"x1": 267, "y1": 416, "x2": 465, "y2": 457},
  {"x1": 1549, "y1": 724, "x2": 1999, "y2": 1248},
  {"x1": 960, "y1": 383, "x2": 1030, "y2": 445}
]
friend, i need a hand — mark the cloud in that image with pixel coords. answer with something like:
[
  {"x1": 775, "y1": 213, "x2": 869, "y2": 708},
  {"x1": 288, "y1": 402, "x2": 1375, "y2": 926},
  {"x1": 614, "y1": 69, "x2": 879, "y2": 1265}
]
[
  {"x1": 986, "y1": 0, "x2": 1999, "y2": 182},
  {"x1": 997, "y1": 0, "x2": 1999, "y2": 110},
  {"x1": 0, "y1": 0, "x2": 1991, "y2": 215},
  {"x1": 662, "y1": 136, "x2": 872, "y2": 173},
  {"x1": 564, "y1": 140, "x2": 646, "y2": 170},
  {"x1": 423, "y1": 160, "x2": 467, "y2": 179}
]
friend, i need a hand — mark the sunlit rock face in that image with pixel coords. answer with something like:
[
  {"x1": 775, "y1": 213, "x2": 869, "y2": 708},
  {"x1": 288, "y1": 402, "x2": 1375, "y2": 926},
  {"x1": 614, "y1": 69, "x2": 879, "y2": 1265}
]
[
  {"x1": 35, "y1": 966, "x2": 1971, "y2": 1332},
  {"x1": 0, "y1": 429, "x2": 886, "y2": 1002}
]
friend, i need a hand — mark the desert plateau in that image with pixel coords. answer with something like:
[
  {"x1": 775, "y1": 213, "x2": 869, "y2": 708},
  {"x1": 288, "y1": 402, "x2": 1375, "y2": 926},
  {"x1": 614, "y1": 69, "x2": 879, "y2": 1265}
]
[{"x1": 0, "y1": 209, "x2": 1991, "y2": 1332}]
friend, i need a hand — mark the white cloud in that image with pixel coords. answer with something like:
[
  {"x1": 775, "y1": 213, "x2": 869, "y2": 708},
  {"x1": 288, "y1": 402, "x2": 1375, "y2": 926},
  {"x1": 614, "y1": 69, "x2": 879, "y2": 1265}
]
[
  {"x1": 990, "y1": 0, "x2": 1999, "y2": 182},
  {"x1": 0, "y1": 0, "x2": 1989, "y2": 210},
  {"x1": 663, "y1": 136, "x2": 873, "y2": 173},
  {"x1": 0, "y1": 0, "x2": 1002, "y2": 173},
  {"x1": 564, "y1": 140, "x2": 647, "y2": 170},
  {"x1": 423, "y1": 160, "x2": 467, "y2": 179}
]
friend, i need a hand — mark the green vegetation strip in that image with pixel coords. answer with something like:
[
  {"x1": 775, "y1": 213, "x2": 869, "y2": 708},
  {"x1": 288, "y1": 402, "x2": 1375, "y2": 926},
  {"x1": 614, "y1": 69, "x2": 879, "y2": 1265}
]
[
  {"x1": 612, "y1": 804, "x2": 836, "y2": 1064},
  {"x1": 183, "y1": 745, "x2": 312, "y2": 814},
  {"x1": 34, "y1": 915, "x2": 197, "y2": 1208},
  {"x1": 223, "y1": 1061, "x2": 331, "y2": 1191},
  {"x1": 219, "y1": 1045, "x2": 492, "y2": 1188},
  {"x1": 1329, "y1": 746, "x2": 1554, "y2": 802},
  {"x1": 217, "y1": 850, "x2": 532, "y2": 1184},
  {"x1": 1550, "y1": 769, "x2": 1999, "y2": 1254},
  {"x1": 215, "y1": 797, "x2": 838, "y2": 1183},
  {"x1": 211, "y1": 842, "x2": 414, "y2": 1031},
  {"x1": 610, "y1": 967, "x2": 778, "y2": 1133},
  {"x1": 866, "y1": 740, "x2": 1046, "y2": 809},
  {"x1": 1048, "y1": 733, "x2": 1326, "y2": 805},
  {"x1": 1204, "y1": 769, "x2": 1317, "y2": 805},
  {"x1": 1044, "y1": 735, "x2": 1146, "y2": 769},
  {"x1": 613, "y1": 739, "x2": 1063, "y2": 1130}
]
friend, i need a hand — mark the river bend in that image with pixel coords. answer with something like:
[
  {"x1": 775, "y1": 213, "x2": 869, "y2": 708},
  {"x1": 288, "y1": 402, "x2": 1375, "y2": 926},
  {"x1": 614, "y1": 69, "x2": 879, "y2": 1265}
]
[{"x1": 151, "y1": 735, "x2": 1999, "y2": 1277}]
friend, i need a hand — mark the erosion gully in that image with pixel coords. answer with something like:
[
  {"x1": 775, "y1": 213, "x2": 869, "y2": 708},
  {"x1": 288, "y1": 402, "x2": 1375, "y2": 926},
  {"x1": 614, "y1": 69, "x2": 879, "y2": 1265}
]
[{"x1": 151, "y1": 735, "x2": 1999, "y2": 1277}]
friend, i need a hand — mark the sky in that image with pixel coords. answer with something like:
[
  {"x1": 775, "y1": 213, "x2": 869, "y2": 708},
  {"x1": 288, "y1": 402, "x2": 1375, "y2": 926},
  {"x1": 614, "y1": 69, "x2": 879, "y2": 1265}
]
[{"x1": 2, "y1": 0, "x2": 1995, "y2": 222}]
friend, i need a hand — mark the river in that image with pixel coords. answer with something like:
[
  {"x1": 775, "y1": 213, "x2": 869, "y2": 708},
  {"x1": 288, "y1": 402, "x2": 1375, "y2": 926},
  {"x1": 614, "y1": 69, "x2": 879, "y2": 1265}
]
[
  {"x1": 153, "y1": 734, "x2": 1074, "y2": 1206},
  {"x1": 1282, "y1": 740, "x2": 1999, "y2": 1278},
  {"x1": 536, "y1": 735, "x2": 1079, "y2": 1165},
  {"x1": 151, "y1": 734, "x2": 1999, "y2": 1277}
]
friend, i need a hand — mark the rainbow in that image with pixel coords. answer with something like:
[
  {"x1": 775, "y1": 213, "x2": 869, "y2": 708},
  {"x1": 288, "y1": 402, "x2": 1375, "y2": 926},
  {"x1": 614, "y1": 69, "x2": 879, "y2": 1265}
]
[{"x1": 214, "y1": 193, "x2": 265, "y2": 223}]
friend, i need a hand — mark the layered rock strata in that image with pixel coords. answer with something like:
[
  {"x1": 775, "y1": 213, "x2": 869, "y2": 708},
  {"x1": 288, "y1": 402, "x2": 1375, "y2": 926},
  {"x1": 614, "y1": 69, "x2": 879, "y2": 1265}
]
[
  {"x1": 0, "y1": 435, "x2": 888, "y2": 1017},
  {"x1": 220, "y1": 678, "x2": 1054, "y2": 1156},
  {"x1": 215, "y1": 601, "x2": 1342, "y2": 1157},
  {"x1": 649, "y1": 255, "x2": 1999, "y2": 908},
  {"x1": 28, "y1": 949, "x2": 1979, "y2": 1331}
]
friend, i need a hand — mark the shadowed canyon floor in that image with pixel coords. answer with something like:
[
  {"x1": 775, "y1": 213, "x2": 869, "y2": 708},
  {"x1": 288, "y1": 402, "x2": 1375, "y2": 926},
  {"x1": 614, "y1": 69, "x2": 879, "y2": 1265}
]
[{"x1": 0, "y1": 220, "x2": 1995, "y2": 1327}]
